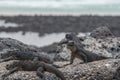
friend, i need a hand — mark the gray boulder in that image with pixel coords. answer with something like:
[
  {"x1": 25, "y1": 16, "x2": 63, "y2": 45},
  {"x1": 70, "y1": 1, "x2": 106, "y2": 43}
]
[{"x1": 90, "y1": 26, "x2": 114, "y2": 39}]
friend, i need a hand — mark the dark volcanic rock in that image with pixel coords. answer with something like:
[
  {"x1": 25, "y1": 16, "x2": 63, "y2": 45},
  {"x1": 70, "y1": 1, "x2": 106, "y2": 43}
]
[
  {"x1": 0, "y1": 38, "x2": 41, "y2": 53},
  {"x1": 40, "y1": 42, "x2": 69, "y2": 61},
  {"x1": 90, "y1": 26, "x2": 114, "y2": 39},
  {"x1": 0, "y1": 37, "x2": 119, "y2": 80},
  {"x1": 40, "y1": 42, "x2": 58, "y2": 53},
  {"x1": 40, "y1": 27, "x2": 120, "y2": 60},
  {"x1": 112, "y1": 66, "x2": 120, "y2": 80},
  {"x1": 62, "y1": 59, "x2": 120, "y2": 80},
  {"x1": 0, "y1": 59, "x2": 120, "y2": 80},
  {"x1": 0, "y1": 15, "x2": 120, "y2": 36}
]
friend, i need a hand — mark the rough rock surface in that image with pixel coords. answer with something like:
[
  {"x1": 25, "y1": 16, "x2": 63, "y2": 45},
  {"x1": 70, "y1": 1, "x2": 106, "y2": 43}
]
[
  {"x1": 62, "y1": 59, "x2": 120, "y2": 80},
  {"x1": 0, "y1": 59, "x2": 120, "y2": 80},
  {"x1": 81, "y1": 27, "x2": 120, "y2": 58},
  {"x1": 57, "y1": 36, "x2": 120, "y2": 61},
  {"x1": 0, "y1": 38, "x2": 41, "y2": 53},
  {"x1": 82, "y1": 37, "x2": 120, "y2": 58},
  {"x1": 42, "y1": 27, "x2": 120, "y2": 60},
  {"x1": 0, "y1": 27, "x2": 120, "y2": 80},
  {"x1": 90, "y1": 26, "x2": 114, "y2": 39},
  {"x1": 40, "y1": 42, "x2": 58, "y2": 53}
]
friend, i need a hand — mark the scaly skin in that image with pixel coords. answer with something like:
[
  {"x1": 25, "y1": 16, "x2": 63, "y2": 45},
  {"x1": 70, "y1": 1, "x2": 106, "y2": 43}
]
[
  {"x1": 58, "y1": 33, "x2": 85, "y2": 48},
  {"x1": 67, "y1": 42, "x2": 110, "y2": 64},
  {"x1": 0, "y1": 50, "x2": 53, "y2": 64},
  {"x1": 2, "y1": 61, "x2": 66, "y2": 80},
  {"x1": 57, "y1": 33, "x2": 109, "y2": 64},
  {"x1": 56, "y1": 33, "x2": 85, "y2": 53}
]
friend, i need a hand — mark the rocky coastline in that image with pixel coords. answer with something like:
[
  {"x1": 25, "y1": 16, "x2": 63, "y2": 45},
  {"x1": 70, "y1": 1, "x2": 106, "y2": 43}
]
[
  {"x1": 0, "y1": 15, "x2": 120, "y2": 36},
  {"x1": 0, "y1": 27, "x2": 120, "y2": 80}
]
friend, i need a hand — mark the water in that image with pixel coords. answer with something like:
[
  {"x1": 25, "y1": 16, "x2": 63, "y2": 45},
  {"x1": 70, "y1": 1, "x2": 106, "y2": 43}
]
[
  {"x1": 0, "y1": 32, "x2": 65, "y2": 47},
  {"x1": 0, "y1": 0, "x2": 120, "y2": 14},
  {"x1": 0, "y1": 32, "x2": 89, "y2": 47},
  {"x1": 0, "y1": 20, "x2": 21, "y2": 28}
]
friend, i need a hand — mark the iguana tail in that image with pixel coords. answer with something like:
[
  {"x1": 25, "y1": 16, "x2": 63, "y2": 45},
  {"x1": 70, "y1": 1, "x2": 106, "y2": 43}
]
[{"x1": 44, "y1": 63, "x2": 66, "y2": 80}]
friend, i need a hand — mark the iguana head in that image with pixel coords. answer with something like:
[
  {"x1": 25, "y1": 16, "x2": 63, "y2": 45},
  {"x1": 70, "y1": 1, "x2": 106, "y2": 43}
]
[
  {"x1": 56, "y1": 33, "x2": 77, "y2": 53},
  {"x1": 0, "y1": 53, "x2": 10, "y2": 59},
  {"x1": 6, "y1": 61, "x2": 20, "y2": 70},
  {"x1": 65, "y1": 33, "x2": 77, "y2": 40},
  {"x1": 0, "y1": 49, "x2": 19, "y2": 59}
]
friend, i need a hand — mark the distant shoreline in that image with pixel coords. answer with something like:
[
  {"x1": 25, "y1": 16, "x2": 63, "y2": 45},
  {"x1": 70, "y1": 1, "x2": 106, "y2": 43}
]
[
  {"x1": 0, "y1": 15, "x2": 120, "y2": 36},
  {"x1": 0, "y1": 11, "x2": 120, "y2": 16}
]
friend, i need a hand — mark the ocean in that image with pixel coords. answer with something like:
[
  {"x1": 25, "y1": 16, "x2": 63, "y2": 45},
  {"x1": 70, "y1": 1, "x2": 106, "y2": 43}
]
[
  {"x1": 0, "y1": 0, "x2": 120, "y2": 15},
  {"x1": 0, "y1": 0, "x2": 119, "y2": 46}
]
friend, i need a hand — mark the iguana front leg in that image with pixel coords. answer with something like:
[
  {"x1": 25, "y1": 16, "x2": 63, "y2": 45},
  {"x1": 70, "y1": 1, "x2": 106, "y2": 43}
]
[
  {"x1": 2, "y1": 67, "x2": 19, "y2": 79},
  {"x1": 0, "y1": 56, "x2": 15, "y2": 63},
  {"x1": 36, "y1": 67, "x2": 46, "y2": 80},
  {"x1": 63, "y1": 54, "x2": 75, "y2": 67},
  {"x1": 70, "y1": 54, "x2": 75, "y2": 64},
  {"x1": 80, "y1": 52, "x2": 88, "y2": 63}
]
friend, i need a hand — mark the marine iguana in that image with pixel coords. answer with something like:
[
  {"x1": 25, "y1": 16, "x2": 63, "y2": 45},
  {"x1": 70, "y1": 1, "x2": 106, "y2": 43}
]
[
  {"x1": 0, "y1": 50, "x2": 53, "y2": 64},
  {"x1": 58, "y1": 33, "x2": 85, "y2": 50},
  {"x1": 2, "y1": 60, "x2": 66, "y2": 80},
  {"x1": 66, "y1": 41, "x2": 110, "y2": 64},
  {"x1": 56, "y1": 33, "x2": 85, "y2": 53}
]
